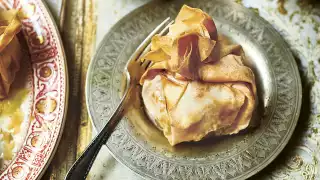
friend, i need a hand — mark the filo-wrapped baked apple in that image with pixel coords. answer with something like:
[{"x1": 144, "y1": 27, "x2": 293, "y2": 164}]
[
  {"x1": 140, "y1": 5, "x2": 257, "y2": 146},
  {"x1": 0, "y1": 10, "x2": 22, "y2": 99}
]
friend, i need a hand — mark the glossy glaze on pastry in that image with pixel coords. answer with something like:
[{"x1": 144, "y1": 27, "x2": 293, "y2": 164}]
[{"x1": 140, "y1": 5, "x2": 257, "y2": 146}]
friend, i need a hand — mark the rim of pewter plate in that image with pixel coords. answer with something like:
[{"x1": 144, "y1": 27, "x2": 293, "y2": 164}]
[{"x1": 86, "y1": 0, "x2": 302, "y2": 179}]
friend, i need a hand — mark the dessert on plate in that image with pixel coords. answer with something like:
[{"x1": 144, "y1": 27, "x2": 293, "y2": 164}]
[
  {"x1": 0, "y1": 9, "x2": 24, "y2": 167},
  {"x1": 0, "y1": 9, "x2": 22, "y2": 99},
  {"x1": 140, "y1": 5, "x2": 257, "y2": 146}
]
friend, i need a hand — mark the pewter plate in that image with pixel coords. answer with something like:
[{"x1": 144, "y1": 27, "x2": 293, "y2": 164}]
[{"x1": 86, "y1": 0, "x2": 302, "y2": 179}]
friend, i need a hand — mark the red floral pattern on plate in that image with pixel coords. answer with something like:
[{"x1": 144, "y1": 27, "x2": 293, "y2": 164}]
[{"x1": 0, "y1": 0, "x2": 67, "y2": 179}]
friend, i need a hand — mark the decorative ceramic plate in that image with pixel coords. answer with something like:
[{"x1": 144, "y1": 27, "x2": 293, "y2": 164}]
[
  {"x1": 86, "y1": 0, "x2": 301, "y2": 179},
  {"x1": 0, "y1": 0, "x2": 67, "y2": 179}
]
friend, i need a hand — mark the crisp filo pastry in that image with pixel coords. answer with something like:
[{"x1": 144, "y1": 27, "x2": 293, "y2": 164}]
[
  {"x1": 0, "y1": 10, "x2": 22, "y2": 99},
  {"x1": 140, "y1": 5, "x2": 257, "y2": 146}
]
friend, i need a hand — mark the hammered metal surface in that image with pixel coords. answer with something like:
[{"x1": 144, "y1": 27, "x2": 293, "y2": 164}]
[{"x1": 86, "y1": 0, "x2": 302, "y2": 179}]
